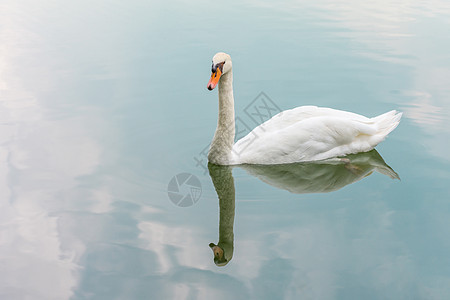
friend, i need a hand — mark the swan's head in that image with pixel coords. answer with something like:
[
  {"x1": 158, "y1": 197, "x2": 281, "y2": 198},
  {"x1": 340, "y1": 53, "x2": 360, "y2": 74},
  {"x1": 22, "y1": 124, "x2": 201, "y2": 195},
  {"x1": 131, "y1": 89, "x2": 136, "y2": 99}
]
[{"x1": 207, "y1": 52, "x2": 232, "y2": 90}]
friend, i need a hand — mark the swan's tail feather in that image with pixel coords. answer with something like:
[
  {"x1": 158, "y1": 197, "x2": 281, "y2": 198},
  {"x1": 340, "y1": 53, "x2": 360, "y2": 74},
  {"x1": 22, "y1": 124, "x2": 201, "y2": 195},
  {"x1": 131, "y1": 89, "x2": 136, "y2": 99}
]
[
  {"x1": 368, "y1": 110, "x2": 402, "y2": 146},
  {"x1": 372, "y1": 110, "x2": 402, "y2": 136}
]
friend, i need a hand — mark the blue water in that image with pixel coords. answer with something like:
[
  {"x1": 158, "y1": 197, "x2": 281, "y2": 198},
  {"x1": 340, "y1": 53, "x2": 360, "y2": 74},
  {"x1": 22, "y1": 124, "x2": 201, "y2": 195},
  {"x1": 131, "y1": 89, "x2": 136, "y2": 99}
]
[{"x1": 1, "y1": 1, "x2": 450, "y2": 299}]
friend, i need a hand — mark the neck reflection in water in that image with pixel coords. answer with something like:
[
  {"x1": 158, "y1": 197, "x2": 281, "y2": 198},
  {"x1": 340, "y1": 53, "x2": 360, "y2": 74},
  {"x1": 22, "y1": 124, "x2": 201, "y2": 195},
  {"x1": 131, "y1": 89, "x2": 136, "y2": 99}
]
[
  {"x1": 208, "y1": 149, "x2": 398, "y2": 266},
  {"x1": 208, "y1": 163, "x2": 235, "y2": 267}
]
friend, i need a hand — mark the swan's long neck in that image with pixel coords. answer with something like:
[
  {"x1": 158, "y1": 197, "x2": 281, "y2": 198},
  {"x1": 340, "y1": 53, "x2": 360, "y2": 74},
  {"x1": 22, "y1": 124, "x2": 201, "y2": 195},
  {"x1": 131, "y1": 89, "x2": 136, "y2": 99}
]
[{"x1": 208, "y1": 70, "x2": 235, "y2": 165}]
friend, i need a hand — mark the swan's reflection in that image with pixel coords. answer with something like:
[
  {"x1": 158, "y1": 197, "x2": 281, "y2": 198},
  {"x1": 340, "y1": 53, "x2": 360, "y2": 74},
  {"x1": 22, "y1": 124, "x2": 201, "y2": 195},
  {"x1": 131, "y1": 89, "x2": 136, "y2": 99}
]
[
  {"x1": 239, "y1": 149, "x2": 399, "y2": 194},
  {"x1": 208, "y1": 164, "x2": 235, "y2": 266},
  {"x1": 208, "y1": 150, "x2": 398, "y2": 266}
]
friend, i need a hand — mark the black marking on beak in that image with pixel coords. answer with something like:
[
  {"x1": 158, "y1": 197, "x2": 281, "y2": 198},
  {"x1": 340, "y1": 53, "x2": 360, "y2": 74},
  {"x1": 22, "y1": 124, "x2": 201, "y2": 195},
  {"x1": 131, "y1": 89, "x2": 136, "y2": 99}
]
[{"x1": 211, "y1": 61, "x2": 225, "y2": 73}]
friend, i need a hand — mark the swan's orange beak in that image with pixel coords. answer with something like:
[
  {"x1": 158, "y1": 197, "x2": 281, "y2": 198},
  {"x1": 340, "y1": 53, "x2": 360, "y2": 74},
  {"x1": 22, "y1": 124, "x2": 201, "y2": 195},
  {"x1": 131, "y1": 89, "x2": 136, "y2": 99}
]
[{"x1": 207, "y1": 68, "x2": 222, "y2": 90}]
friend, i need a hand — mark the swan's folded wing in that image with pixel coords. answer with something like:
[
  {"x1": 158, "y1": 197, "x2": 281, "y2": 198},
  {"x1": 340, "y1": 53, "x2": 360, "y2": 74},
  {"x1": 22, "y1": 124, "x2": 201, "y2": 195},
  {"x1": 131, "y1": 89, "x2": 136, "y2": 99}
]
[
  {"x1": 232, "y1": 115, "x2": 379, "y2": 164},
  {"x1": 247, "y1": 106, "x2": 372, "y2": 136}
]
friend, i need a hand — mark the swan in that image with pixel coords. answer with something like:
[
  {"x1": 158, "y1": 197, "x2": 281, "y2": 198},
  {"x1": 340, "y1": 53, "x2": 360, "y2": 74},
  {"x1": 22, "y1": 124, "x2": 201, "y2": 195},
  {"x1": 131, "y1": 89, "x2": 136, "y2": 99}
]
[{"x1": 206, "y1": 52, "x2": 402, "y2": 165}]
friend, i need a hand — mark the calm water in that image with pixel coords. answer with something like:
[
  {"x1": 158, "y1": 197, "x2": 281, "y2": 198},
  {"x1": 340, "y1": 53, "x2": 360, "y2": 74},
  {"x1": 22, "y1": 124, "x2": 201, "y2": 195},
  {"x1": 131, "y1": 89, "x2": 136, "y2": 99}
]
[{"x1": 1, "y1": 0, "x2": 450, "y2": 299}]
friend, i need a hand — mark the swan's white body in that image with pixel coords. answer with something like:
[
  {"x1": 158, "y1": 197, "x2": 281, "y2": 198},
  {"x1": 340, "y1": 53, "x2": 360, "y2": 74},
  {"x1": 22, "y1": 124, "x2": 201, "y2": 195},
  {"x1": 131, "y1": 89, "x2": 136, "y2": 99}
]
[{"x1": 207, "y1": 52, "x2": 402, "y2": 165}]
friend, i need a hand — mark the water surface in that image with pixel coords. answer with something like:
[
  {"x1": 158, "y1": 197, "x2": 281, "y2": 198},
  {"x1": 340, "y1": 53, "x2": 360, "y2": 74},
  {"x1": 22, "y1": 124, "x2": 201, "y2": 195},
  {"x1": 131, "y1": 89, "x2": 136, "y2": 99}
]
[{"x1": 1, "y1": 0, "x2": 450, "y2": 299}]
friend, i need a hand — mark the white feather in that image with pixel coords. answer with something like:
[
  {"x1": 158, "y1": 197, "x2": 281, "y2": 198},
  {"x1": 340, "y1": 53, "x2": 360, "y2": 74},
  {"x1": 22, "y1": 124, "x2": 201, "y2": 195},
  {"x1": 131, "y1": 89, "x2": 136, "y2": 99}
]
[{"x1": 231, "y1": 107, "x2": 401, "y2": 164}]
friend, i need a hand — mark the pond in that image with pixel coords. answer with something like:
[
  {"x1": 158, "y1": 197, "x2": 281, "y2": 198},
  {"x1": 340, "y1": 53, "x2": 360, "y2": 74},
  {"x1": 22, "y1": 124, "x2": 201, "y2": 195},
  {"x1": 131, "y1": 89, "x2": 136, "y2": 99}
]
[{"x1": 1, "y1": 0, "x2": 450, "y2": 299}]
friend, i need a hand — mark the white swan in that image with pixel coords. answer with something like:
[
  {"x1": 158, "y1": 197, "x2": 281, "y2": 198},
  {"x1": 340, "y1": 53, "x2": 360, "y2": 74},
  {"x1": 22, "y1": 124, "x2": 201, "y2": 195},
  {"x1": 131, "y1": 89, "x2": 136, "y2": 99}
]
[{"x1": 206, "y1": 52, "x2": 402, "y2": 165}]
